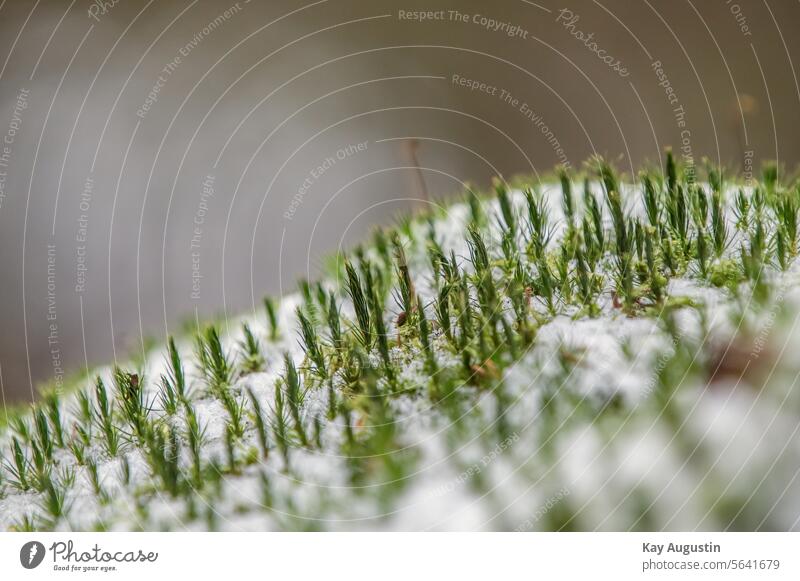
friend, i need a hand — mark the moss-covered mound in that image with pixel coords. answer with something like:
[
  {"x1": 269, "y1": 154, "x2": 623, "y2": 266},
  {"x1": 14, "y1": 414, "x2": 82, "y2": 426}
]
[{"x1": 3, "y1": 152, "x2": 800, "y2": 531}]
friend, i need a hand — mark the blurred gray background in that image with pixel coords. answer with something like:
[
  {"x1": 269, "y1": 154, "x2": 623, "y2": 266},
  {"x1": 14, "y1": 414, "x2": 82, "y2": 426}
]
[{"x1": 1, "y1": 0, "x2": 798, "y2": 403}]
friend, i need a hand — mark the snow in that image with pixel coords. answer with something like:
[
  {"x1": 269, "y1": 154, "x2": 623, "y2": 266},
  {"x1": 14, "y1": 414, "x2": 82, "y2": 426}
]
[{"x1": 2, "y1": 184, "x2": 799, "y2": 531}]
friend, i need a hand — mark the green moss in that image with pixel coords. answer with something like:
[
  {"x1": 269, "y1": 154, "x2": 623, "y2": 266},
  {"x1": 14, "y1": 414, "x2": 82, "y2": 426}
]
[{"x1": 2, "y1": 152, "x2": 799, "y2": 531}]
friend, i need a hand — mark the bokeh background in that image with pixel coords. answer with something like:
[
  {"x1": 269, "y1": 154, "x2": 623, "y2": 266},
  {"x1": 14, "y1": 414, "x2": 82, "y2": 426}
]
[{"x1": 0, "y1": 0, "x2": 798, "y2": 403}]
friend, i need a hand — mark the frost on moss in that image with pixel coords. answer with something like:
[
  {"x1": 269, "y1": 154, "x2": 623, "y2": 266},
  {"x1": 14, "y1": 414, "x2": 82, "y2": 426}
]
[{"x1": 3, "y1": 154, "x2": 800, "y2": 531}]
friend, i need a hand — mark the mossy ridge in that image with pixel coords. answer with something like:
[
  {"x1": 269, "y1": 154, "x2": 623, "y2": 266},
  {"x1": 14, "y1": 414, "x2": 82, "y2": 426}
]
[{"x1": 1, "y1": 151, "x2": 799, "y2": 530}]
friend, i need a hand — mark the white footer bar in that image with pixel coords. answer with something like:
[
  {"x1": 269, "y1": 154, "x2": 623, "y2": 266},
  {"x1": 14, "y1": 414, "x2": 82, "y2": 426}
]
[{"x1": 1, "y1": 532, "x2": 797, "y2": 580}]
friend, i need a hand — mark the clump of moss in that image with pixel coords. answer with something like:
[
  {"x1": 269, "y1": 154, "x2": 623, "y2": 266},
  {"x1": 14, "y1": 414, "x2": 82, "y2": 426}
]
[{"x1": 2, "y1": 151, "x2": 799, "y2": 531}]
